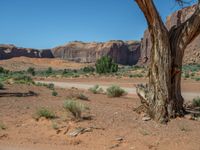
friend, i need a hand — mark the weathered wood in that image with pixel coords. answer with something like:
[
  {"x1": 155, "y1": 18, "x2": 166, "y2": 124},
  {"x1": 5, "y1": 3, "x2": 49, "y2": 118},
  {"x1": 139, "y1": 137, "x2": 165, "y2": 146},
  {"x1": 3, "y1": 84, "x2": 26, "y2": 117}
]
[{"x1": 135, "y1": 0, "x2": 200, "y2": 123}]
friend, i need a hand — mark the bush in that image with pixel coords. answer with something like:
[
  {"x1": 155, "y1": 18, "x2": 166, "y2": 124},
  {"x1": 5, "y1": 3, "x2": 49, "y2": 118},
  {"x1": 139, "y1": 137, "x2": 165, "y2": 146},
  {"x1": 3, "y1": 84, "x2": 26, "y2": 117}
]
[
  {"x1": 82, "y1": 66, "x2": 95, "y2": 73},
  {"x1": 77, "y1": 93, "x2": 88, "y2": 100},
  {"x1": 47, "y1": 83, "x2": 55, "y2": 90},
  {"x1": 0, "y1": 67, "x2": 9, "y2": 74},
  {"x1": 52, "y1": 91, "x2": 58, "y2": 96},
  {"x1": 36, "y1": 107, "x2": 56, "y2": 119},
  {"x1": 195, "y1": 77, "x2": 200, "y2": 81},
  {"x1": 0, "y1": 82, "x2": 4, "y2": 89},
  {"x1": 46, "y1": 67, "x2": 53, "y2": 75},
  {"x1": 89, "y1": 85, "x2": 103, "y2": 94},
  {"x1": 13, "y1": 75, "x2": 34, "y2": 84},
  {"x1": 95, "y1": 56, "x2": 118, "y2": 74},
  {"x1": 192, "y1": 97, "x2": 200, "y2": 107},
  {"x1": 0, "y1": 122, "x2": 6, "y2": 130},
  {"x1": 63, "y1": 100, "x2": 86, "y2": 119},
  {"x1": 106, "y1": 85, "x2": 126, "y2": 97},
  {"x1": 27, "y1": 67, "x2": 35, "y2": 76}
]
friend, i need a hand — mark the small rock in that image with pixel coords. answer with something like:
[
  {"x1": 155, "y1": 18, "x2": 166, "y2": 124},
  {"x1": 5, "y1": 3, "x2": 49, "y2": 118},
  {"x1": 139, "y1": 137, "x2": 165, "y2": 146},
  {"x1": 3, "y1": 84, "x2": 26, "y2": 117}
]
[
  {"x1": 142, "y1": 116, "x2": 151, "y2": 121},
  {"x1": 185, "y1": 114, "x2": 194, "y2": 120},
  {"x1": 115, "y1": 137, "x2": 124, "y2": 142}
]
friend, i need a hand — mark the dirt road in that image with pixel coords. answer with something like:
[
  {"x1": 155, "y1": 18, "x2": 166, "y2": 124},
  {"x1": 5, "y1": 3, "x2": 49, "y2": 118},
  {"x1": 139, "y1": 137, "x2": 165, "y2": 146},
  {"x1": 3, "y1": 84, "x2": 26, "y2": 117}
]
[{"x1": 36, "y1": 80, "x2": 200, "y2": 101}]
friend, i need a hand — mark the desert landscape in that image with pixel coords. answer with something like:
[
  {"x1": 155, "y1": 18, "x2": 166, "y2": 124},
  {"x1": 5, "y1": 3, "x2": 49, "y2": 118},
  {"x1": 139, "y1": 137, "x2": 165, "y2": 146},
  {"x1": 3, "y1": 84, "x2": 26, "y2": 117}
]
[
  {"x1": 1, "y1": 0, "x2": 200, "y2": 150},
  {"x1": 0, "y1": 57, "x2": 200, "y2": 150}
]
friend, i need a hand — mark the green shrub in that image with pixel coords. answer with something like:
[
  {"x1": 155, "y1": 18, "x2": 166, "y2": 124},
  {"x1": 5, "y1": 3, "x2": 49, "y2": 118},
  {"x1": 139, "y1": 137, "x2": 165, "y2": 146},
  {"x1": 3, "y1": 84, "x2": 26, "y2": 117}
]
[
  {"x1": 89, "y1": 85, "x2": 103, "y2": 94},
  {"x1": 0, "y1": 67, "x2": 9, "y2": 74},
  {"x1": 46, "y1": 67, "x2": 53, "y2": 75},
  {"x1": 27, "y1": 67, "x2": 35, "y2": 76},
  {"x1": 13, "y1": 75, "x2": 34, "y2": 84},
  {"x1": 195, "y1": 77, "x2": 200, "y2": 81},
  {"x1": 82, "y1": 66, "x2": 95, "y2": 73},
  {"x1": 95, "y1": 56, "x2": 118, "y2": 74},
  {"x1": 77, "y1": 93, "x2": 88, "y2": 100},
  {"x1": 192, "y1": 97, "x2": 200, "y2": 107},
  {"x1": 52, "y1": 91, "x2": 58, "y2": 96},
  {"x1": 63, "y1": 100, "x2": 86, "y2": 119},
  {"x1": 106, "y1": 85, "x2": 126, "y2": 97},
  {"x1": 47, "y1": 83, "x2": 55, "y2": 90},
  {"x1": 36, "y1": 107, "x2": 56, "y2": 119},
  {"x1": 0, "y1": 122, "x2": 6, "y2": 130},
  {"x1": 129, "y1": 74, "x2": 144, "y2": 78},
  {"x1": 0, "y1": 82, "x2": 4, "y2": 89}
]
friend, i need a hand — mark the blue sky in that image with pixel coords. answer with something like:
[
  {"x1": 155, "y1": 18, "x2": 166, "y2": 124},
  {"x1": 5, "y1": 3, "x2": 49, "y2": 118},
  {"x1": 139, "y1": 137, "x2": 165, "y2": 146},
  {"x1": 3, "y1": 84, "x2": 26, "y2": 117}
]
[{"x1": 0, "y1": 0, "x2": 195, "y2": 49}]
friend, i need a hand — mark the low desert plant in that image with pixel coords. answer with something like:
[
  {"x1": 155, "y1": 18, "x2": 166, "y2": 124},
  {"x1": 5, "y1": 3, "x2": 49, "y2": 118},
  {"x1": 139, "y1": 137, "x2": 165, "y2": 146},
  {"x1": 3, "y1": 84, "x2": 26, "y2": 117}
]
[
  {"x1": 52, "y1": 91, "x2": 58, "y2": 96},
  {"x1": 0, "y1": 122, "x2": 6, "y2": 130},
  {"x1": 106, "y1": 85, "x2": 127, "y2": 97},
  {"x1": 88, "y1": 85, "x2": 103, "y2": 94},
  {"x1": 47, "y1": 83, "x2": 55, "y2": 90},
  {"x1": 0, "y1": 82, "x2": 4, "y2": 89},
  {"x1": 77, "y1": 93, "x2": 88, "y2": 100},
  {"x1": 82, "y1": 66, "x2": 95, "y2": 73},
  {"x1": 52, "y1": 122, "x2": 59, "y2": 130},
  {"x1": 13, "y1": 75, "x2": 34, "y2": 84},
  {"x1": 63, "y1": 100, "x2": 86, "y2": 119},
  {"x1": 27, "y1": 67, "x2": 35, "y2": 76},
  {"x1": 192, "y1": 96, "x2": 200, "y2": 107},
  {"x1": 36, "y1": 107, "x2": 56, "y2": 119}
]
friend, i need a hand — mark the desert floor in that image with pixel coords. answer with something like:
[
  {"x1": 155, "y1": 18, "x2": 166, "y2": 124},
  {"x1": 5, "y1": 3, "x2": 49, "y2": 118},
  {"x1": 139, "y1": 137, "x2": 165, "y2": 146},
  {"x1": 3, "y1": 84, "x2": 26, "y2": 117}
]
[{"x1": 0, "y1": 77, "x2": 200, "y2": 150}]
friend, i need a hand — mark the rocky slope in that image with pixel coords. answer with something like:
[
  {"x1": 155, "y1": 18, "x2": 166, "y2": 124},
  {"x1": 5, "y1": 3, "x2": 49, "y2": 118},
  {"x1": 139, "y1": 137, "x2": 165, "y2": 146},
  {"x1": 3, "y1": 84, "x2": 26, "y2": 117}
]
[
  {"x1": 52, "y1": 40, "x2": 141, "y2": 65},
  {"x1": 140, "y1": 5, "x2": 200, "y2": 65},
  {"x1": 0, "y1": 41, "x2": 141, "y2": 65},
  {"x1": 0, "y1": 44, "x2": 53, "y2": 60}
]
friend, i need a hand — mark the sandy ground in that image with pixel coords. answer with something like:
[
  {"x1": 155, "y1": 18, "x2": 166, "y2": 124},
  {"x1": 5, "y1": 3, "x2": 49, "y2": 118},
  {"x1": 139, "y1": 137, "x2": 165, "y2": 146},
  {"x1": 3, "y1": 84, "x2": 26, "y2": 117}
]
[
  {"x1": 36, "y1": 80, "x2": 200, "y2": 101},
  {"x1": 0, "y1": 57, "x2": 90, "y2": 71},
  {"x1": 0, "y1": 82, "x2": 200, "y2": 150}
]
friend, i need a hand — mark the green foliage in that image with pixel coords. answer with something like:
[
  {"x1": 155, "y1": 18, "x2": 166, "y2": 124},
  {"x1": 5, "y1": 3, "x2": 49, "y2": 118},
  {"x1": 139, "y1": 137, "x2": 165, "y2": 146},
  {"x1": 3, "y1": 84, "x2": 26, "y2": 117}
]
[
  {"x1": 27, "y1": 67, "x2": 35, "y2": 76},
  {"x1": 89, "y1": 85, "x2": 103, "y2": 94},
  {"x1": 129, "y1": 74, "x2": 144, "y2": 78},
  {"x1": 63, "y1": 100, "x2": 86, "y2": 119},
  {"x1": 47, "y1": 83, "x2": 55, "y2": 90},
  {"x1": 192, "y1": 97, "x2": 200, "y2": 107},
  {"x1": 36, "y1": 107, "x2": 56, "y2": 119},
  {"x1": 77, "y1": 93, "x2": 88, "y2": 100},
  {"x1": 46, "y1": 67, "x2": 53, "y2": 75},
  {"x1": 195, "y1": 77, "x2": 200, "y2": 81},
  {"x1": 13, "y1": 75, "x2": 34, "y2": 84},
  {"x1": 52, "y1": 122, "x2": 59, "y2": 130},
  {"x1": 0, "y1": 122, "x2": 6, "y2": 130},
  {"x1": 95, "y1": 56, "x2": 118, "y2": 74},
  {"x1": 52, "y1": 91, "x2": 58, "y2": 96},
  {"x1": 106, "y1": 85, "x2": 126, "y2": 97},
  {"x1": 0, "y1": 82, "x2": 4, "y2": 89},
  {"x1": 0, "y1": 67, "x2": 9, "y2": 74},
  {"x1": 82, "y1": 66, "x2": 95, "y2": 73}
]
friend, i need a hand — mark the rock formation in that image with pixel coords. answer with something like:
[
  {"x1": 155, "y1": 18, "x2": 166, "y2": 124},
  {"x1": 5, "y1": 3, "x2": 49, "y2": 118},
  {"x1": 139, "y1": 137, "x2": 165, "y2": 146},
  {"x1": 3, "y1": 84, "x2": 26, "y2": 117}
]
[
  {"x1": 52, "y1": 40, "x2": 141, "y2": 65},
  {"x1": 0, "y1": 44, "x2": 53, "y2": 60}
]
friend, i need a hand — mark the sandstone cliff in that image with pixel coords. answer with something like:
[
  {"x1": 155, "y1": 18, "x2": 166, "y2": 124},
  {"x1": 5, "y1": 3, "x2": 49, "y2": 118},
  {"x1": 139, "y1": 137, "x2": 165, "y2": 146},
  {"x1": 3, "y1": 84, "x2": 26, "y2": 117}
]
[
  {"x1": 140, "y1": 5, "x2": 200, "y2": 65},
  {"x1": 0, "y1": 44, "x2": 53, "y2": 60},
  {"x1": 52, "y1": 40, "x2": 141, "y2": 65}
]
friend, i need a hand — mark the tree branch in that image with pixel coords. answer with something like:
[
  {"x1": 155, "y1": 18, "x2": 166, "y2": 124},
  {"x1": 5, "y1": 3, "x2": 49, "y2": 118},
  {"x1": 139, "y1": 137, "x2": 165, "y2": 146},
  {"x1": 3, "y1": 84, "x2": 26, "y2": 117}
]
[
  {"x1": 177, "y1": 3, "x2": 200, "y2": 50},
  {"x1": 135, "y1": 0, "x2": 166, "y2": 30}
]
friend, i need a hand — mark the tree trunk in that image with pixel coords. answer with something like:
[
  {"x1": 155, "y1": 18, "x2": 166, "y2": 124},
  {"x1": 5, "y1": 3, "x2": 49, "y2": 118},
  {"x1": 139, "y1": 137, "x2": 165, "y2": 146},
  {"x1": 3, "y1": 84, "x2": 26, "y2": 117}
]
[{"x1": 135, "y1": 0, "x2": 200, "y2": 123}]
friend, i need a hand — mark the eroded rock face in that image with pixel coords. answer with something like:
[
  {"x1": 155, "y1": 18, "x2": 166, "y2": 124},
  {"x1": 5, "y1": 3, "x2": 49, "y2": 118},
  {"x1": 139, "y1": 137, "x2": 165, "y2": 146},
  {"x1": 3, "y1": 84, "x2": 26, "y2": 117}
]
[
  {"x1": 0, "y1": 44, "x2": 54, "y2": 60},
  {"x1": 140, "y1": 5, "x2": 200, "y2": 65},
  {"x1": 52, "y1": 40, "x2": 141, "y2": 65}
]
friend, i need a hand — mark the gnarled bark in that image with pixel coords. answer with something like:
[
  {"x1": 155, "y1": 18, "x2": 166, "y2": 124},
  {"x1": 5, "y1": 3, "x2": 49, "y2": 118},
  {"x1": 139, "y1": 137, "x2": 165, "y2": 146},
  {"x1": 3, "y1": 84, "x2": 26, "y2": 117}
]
[{"x1": 135, "y1": 0, "x2": 200, "y2": 123}]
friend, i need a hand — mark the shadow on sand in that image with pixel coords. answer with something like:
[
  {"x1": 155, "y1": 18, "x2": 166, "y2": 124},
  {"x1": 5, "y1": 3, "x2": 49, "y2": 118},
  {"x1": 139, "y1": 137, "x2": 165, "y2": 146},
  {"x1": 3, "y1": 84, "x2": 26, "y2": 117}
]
[{"x1": 0, "y1": 91, "x2": 38, "y2": 97}]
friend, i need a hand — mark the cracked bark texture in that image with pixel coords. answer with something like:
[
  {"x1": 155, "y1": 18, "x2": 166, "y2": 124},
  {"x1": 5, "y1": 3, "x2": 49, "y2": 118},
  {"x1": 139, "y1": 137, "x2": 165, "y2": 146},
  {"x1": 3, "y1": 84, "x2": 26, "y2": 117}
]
[{"x1": 135, "y1": 0, "x2": 200, "y2": 123}]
